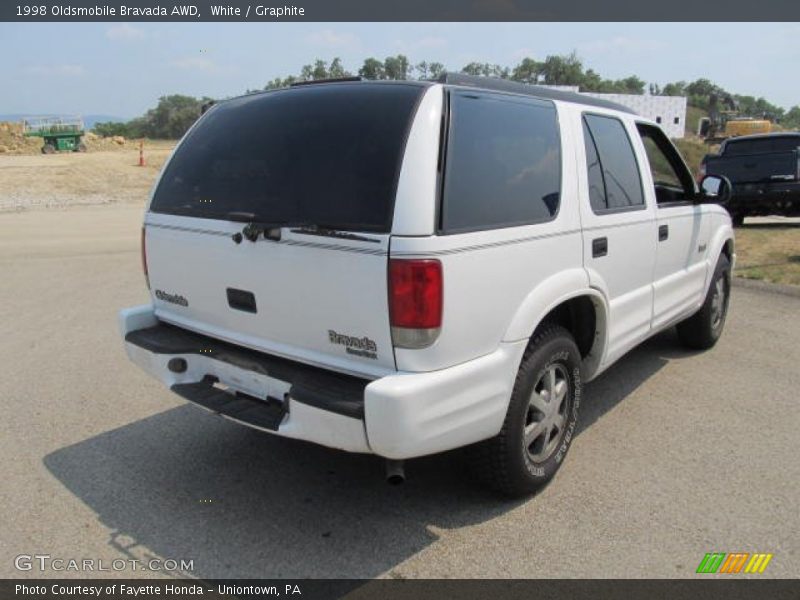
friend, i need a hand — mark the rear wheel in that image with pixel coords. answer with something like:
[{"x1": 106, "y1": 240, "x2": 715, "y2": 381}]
[
  {"x1": 471, "y1": 325, "x2": 582, "y2": 497},
  {"x1": 76, "y1": 142, "x2": 87, "y2": 153},
  {"x1": 731, "y1": 213, "x2": 744, "y2": 227},
  {"x1": 677, "y1": 254, "x2": 731, "y2": 350},
  {"x1": 42, "y1": 143, "x2": 55, "y2": 154}
]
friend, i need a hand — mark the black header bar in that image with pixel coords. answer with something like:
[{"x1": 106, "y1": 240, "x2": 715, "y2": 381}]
[
  {"x1": 2, "y1": 0, "x2": 800, "y2": 22},
  {"x1": 2, "y1": 579, "x2": 800, "y2": 600}
]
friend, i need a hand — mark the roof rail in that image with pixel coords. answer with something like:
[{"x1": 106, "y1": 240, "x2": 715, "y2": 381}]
[
  {"x1": 435, "y1": 72, "x2": 637, "y2": 115},
  {"x1": 290, "y1": 76, "x2": 365, "y2": 87}
]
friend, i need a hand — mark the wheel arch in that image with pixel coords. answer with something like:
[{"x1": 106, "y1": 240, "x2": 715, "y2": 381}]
[
  {"x1": 503, "y1": 269, "x2": 609, "y2": 381},
  {"x1": 705, "y1": 219, "x2": 735, "y2": 293}
]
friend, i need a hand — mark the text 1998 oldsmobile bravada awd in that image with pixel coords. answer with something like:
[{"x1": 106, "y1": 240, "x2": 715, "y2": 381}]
[{"x1": 120, "y1": 74, "x2": 734, "y2": 496}]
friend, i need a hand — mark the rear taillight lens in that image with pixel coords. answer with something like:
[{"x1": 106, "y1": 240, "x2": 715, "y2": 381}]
[
  {"x1": 389, "y1": 259, "x2": 442, "y2": 349},
  {"x1": 141, "y1": 226, "x2": 150, "y2": 289}
]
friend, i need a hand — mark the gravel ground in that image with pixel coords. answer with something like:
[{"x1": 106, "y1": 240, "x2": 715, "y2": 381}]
[{"x1": 0, "y1": 147, "x2": 173, "y2": 212}]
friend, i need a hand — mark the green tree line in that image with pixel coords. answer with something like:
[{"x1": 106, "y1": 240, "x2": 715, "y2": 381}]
[
  {"x1": 93, "y1": 53, "x2": 800, "y2": 139},
  {"x1": 93, "y1": 94, "x2": 213, "y2": 139}
]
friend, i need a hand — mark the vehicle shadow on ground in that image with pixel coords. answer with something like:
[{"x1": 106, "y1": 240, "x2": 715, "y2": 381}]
[
  {"x1": 577, "y1": 328, "x2": 695, "y2": 435},
  {"x1": 43, "y1": 330, "x2": 686, "y2": 580}
]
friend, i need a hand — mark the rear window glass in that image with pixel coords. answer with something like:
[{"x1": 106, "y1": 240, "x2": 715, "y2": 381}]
[
  {"x1": 441, "y1": 91, "x2": 561, "y2": 233},
  {"x1": 724, "y1": 137, "x2": 800, "y2": 156},
  {"x1": 150, "y1": 83, "x2": 424, "y2": 232}
]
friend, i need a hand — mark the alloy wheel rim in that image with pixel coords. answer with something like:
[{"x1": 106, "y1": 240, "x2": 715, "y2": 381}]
[
  {"x1": 524, "y1": 364, "x2": 570, "y2": 463},
  {"x1": 710, "y1": 276, "x2": 726, "y2": 330}
]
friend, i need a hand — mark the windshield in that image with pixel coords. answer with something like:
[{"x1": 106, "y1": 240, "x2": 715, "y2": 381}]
[{"x1": 150, "y1": 83, "x2": 424, "y2": 232}]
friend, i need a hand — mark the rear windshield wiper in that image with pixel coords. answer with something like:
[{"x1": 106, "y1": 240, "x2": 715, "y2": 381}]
[
  {"x1": 225, "y1": 213, "x2": 288, "y2": 243},
  {"x1": 290, "y1": 224, "x2": 380, "y2": 244},
  {"x1": 223, "y1": 213, "x2": 379, "y2": 244}
]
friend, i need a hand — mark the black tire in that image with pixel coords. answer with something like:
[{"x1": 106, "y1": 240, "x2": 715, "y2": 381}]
[
  {"x1": 471, "y1": 324, "x2": 582, "y2": 497},
  {"x1": 676, "y1": 254, "x2": 731, "y2": 350},
  {"x1": 731, "y1": 213, "x2": 744, "y2": 227},
  {"x1": 76, "y1": 142, "x2": 87, "y2": 153},
  {"x1": 42, "y1": 144, "x2": 55, "y2": 154}
]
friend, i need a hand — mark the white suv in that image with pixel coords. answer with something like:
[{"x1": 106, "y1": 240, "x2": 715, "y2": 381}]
[{"x1": 120, "y1": 74, "x2": 734, "y2": 496}]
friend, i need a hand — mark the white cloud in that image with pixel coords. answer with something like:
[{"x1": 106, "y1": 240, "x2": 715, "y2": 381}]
[
  {"x1": 394, "y1": 36, "x2": 448, "y2": 54},
  {"x1": 511, "y1": 47, "x2": 536, "y2": 60},
  {"x1": 24, "y1": 64, "x2": 86, "y2": 77},
  {"x1": 578, "y1": 36, "x2": 666, "y2": 54},
  {"x1": 170, "y1": 57, "x2": 217, "y2": 71},
  {"x1": 305, "y1": 29, "x2": 359, "y2": 48},
  {"x1": 411, "y1": 36, "x2": 447, "y2": 50},
  {"x1": 106, "y1": 24, "x2": 145, "y2": 41}
]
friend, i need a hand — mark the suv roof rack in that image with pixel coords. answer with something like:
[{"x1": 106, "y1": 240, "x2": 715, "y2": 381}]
[
  {"x1": 290, "y1": 76, "x2": 365, "y2": 87},
  {"x1": 435, "y1": 72, "x2": 637, "y2": 115}
]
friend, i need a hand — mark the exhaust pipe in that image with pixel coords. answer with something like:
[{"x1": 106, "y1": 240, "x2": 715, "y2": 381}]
[{"x1": 385, "y1": 459, "x2": 405, "y2": 485}]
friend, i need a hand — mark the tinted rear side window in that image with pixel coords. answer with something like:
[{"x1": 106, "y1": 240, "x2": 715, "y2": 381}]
[
  {"x1": 582, "y1": 120, "x2": 607, "y2": 212},
  {"x1": 441, "y1": 91, "x2": 561, "y2": 233},
  {"x1": 582, "y1": 114, "x2": 644, "y2": 212},
  {"x1": 150, "y1": 84, "x2": 424, "y2": 232},
  {"x1": 724, "y1": 137, "x2": 800, "y2": 156}
]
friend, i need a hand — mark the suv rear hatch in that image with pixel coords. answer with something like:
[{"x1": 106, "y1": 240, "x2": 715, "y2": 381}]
[{"x1": 144, "y1": 82, "x2": 426, "y2": 378}]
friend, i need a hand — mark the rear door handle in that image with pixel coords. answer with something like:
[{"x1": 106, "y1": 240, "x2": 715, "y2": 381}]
[
  {"x1": 592, "y1": 237, "x2": 608, "y2": 258},
  {"x1": 659, "y1": 224, "x2": 669, "y2": 242}
]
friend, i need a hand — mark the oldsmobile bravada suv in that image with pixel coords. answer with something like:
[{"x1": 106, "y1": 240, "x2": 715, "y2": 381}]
[{"x1": 120, "y1": 74, "x2": 734, "y2": 496}]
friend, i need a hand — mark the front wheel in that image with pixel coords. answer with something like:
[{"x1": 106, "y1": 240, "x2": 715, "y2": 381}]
[
  {"x1": 677, "y1": 254, "x2": 731, "y2": 350},
  {"x1": 471, "y1": 325, "x2": 582, "y2": 497}
]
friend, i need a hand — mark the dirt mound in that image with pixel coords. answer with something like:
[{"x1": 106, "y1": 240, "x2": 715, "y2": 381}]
[
  {"x1": 0, "y1": 122, "x2": 42, "y2": 154},
  {"x1": 0, "y1": 121, "x2": 133, "y2": 155}
]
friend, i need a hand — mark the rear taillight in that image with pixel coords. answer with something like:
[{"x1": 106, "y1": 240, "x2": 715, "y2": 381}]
[
  {"x1": 141, "y1": 226, "x2": 150, "y2": 289},
  {"x1": 389, "y1": 259, "x2": 443, "y2": 349}
]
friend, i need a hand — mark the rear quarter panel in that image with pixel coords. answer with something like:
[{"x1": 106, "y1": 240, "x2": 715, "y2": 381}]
[{"x1": 391, "y1": 100, "x2": 583, "y2": 372}]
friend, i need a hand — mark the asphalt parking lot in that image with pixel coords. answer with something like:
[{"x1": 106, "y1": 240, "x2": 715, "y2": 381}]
[{"x1": 1, "y1": 206, "x2": 798, "y2": 579}]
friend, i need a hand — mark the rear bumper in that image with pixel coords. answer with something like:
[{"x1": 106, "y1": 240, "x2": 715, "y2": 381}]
[{"x1": 119, "y1": 305, "x2": 525, "y2": 459}]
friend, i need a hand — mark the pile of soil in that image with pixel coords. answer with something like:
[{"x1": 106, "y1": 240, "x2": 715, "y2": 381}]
[
  {"x1": 0, "y1": 122, "x2": 41, "y2": 154},
  {"x1": 0, "y1": 122, "x2": 131, "y2": 155}
]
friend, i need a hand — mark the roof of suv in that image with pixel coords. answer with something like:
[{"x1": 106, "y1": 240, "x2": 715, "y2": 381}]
[
  {"x1": 222, "y1": 74, "x2": 638, "y2": 116},
  {"x1": 435, "y1": 72, "x2": 637, "y2": 115}
]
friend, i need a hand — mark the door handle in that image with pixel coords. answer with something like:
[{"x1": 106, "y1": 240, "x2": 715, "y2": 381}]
[
  {"x1": 659, "y1": 224, "x2": 669, "y2": 242},
  {"x1": 592, "y1": 237, "x2": 608, "y2": 258}
]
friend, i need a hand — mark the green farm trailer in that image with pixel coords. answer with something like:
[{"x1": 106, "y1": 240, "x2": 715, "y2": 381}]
[{"x1": 22, "y1": 116, "x2": 87, "y2": 154}]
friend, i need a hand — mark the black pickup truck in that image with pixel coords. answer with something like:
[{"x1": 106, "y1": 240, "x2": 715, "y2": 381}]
[{"x1": 701, "y1": 132, "x2": 800, "y2": 226}]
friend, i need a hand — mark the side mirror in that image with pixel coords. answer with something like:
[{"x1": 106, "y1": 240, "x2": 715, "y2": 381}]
[{"x1": 697, "y1": 174, "x2": 732, "y2": 205}]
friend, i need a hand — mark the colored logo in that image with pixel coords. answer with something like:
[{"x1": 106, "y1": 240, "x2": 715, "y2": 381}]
[{"x1": 696, "y1": 552, "x2": 773, "y2": 574}]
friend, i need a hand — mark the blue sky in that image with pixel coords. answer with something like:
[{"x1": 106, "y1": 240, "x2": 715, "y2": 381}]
[{"x1": 1, "y1": 22, "x2": 798, "y2": 118}]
